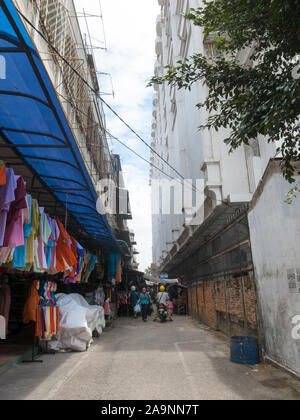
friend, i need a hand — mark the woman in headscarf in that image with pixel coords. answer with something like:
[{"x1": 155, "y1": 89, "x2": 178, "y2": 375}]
[
  {"x1": 129, "y1": 286, "x2": 140, "y2": 319},
  {"x1": 140, "y1": 288, "x2": 150, "y2": 322}
]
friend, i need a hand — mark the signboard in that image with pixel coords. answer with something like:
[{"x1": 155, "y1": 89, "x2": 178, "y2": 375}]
[{"x1": 160, "y1": 274, "x2": 169, "y2": 280}]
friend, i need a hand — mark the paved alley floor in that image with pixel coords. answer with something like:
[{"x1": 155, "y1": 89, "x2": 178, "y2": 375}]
[{"x1": 0, "y1": 316, "x2": 300, "y2": 400}]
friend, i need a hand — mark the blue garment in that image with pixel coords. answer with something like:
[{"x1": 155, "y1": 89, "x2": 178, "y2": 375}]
[
  {"x1": 13, "y1": 195, "x2": 32, "y2": 268},
  {"x1": 130, "y1": 291, "x2": 139, "y2": 306},
  {"x1": 140, "y1": 293, "x2": 150, "y2": 305},
  {"x1": 107, "y1": 253, "x2": 122, "y2": 280},
  {"x1": 46, "y1": 216, "x2": 56, "y2": 269}
]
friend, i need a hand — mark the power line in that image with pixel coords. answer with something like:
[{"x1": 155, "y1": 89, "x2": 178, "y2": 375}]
[
  {"x1": 15, "y1": 6, "x2": 234, "y2": 208},
  {"x1": 15, "y1": 7, "x2": 197, "y2": 186}
]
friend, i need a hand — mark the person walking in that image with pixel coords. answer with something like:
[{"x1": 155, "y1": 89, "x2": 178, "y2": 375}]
[
  {"x1": 146, "y1": 287, "x2": 153, "y2": 317},
  {"x1": 129, "y1": 286, "x2": 140, "y2": 319},
  {"x1": 140, "y1": 288, "x2": 150, "y2": 322}
]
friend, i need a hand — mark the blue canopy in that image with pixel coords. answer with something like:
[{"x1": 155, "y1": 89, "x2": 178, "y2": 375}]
[{"x1": 0, "y1": 0, "x2": 120, "y2": 252}]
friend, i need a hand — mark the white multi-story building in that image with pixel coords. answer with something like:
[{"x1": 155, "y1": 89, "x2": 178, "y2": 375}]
[
  {"x1": 151, "y1": 0, "x2": 276, "y2": 271},
  {"x1": 151, "y1": 0, "x2": 300, "y2": 376}
]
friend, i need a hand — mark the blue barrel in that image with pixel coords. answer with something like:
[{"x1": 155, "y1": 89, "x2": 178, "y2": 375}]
[{"x1": 230, "y1": 336, "x2": 260, "y2": 365}]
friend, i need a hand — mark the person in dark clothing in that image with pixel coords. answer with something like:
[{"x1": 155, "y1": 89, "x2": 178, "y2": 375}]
[{"x1": 129, "y1": 286, "x2": 140, "y2": 318}]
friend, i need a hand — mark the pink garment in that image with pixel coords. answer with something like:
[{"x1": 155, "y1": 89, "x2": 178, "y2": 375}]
[
  {"x1": 168, "y1": 300, "x2": 174, "y2": 315},
  {"x1": 0, "y1": 169, "x2": 17, "y2": 246},
  {"x1": 3, "y1": 176, "x2": 27, "y2": 248},
  {"x1": 50, "y1": 220, "x2": 60, "y2": 274}
]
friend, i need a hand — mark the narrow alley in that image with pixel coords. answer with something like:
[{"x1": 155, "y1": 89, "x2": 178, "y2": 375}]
[{"x1": 0, "y1": 317, "x2": 299, "y2": 401}]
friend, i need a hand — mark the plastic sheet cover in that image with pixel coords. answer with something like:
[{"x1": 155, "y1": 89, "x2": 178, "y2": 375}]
[{"x1": 49, "y1": 293, "x2": 105, "y2": 352}]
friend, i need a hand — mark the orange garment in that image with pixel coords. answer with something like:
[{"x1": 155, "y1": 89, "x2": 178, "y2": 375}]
[
  {"x1": 35, "y1": 307, "x2": 42, "y2": 337},
  {"x1": 55, "y1": 219, "x2": 77, "y2": 273},
  {"x1": 50, "y1": 306, "x2": 55, "y2": 334},
  {"x1": 115, "y1": 258, "x2": 122, "y2": 284},
  {"x1": 23, "y1": 280, "x2": 41, "y2": 324},
  {"x1": 68, "y1": 237, "x2": 79, "y2": 280},
  {"x1": 0, "y1": 161, "x2": 6, "y2": 186},
  {"x1": 56, "y1": 306, "x2": 60, "y2": 334}
]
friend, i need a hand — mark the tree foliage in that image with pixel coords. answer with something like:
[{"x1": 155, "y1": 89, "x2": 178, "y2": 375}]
[{"x1": 149, "y1": 0, "x2": 300, "y2": 183}]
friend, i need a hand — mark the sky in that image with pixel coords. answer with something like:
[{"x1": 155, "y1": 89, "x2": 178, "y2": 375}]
[{"x1": 74, "y1": 0, "x2": 160, "y2": 271}]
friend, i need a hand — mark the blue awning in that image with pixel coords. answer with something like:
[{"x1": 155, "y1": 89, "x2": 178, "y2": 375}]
[{"x1": 0, "y1": 0, "x2": 120, "y2": 252}]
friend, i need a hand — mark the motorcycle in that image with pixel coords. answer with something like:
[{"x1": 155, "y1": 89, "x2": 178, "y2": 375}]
[{"x1": 158, "y1": 303, "x2": 168, "y2": 323}]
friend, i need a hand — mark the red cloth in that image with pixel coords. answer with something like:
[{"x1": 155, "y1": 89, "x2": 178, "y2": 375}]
[{"x1": 0, "y1": 161, "x2": 6, "y2": 186}]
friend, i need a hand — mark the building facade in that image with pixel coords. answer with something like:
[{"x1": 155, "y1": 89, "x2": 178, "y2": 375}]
[
  {"x1": 12, "y1": 0, "x2": 137, "y2": 263},
  {"x1": 151, "y1": 0, "x2": 300, "y2": 376}
]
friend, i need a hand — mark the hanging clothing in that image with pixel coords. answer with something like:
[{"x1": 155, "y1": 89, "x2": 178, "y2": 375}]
[
  {"x1": 55, "y1": 219, "x2": 77, "y2": 273},
  {"x1": 0, "y1": 161, "x2": 6, "y2": 186},
  {"x1": 26, "y1": 198, "x2": 40, "y2": 266},
  {"x1": 107, "y1": 254, "x2": 122, "y2": 282},
  {"x1": 23, "y1": 280, "x2": 41, "y2": 324},
  {"x1": 13, "y1": 195, "x2": 33, "y2": 268},
  {"x1": 0, "y1": 247, "x2": 14, "y2": 265},
  {"x1": 33, "y1": 208, "x2": 51, "y2": 272},
  {"x1": 81, "y1": 255, "x2": 97, "y2": 284},
  {"x1": 64, "y1": 237, "x2": 79, "y2": 284},
  {"x1": 49, "y1": 220, "x2": 60, "y2": 274},
  {"x1": 35, "y1": 306, "x2": 60, "y2": 339},
  {"x1": 3, "y1": 175, "x2": 27, "y2": 249},
  {"x1": 0, "y1": 168, "x2": 17, "y2": 246}
]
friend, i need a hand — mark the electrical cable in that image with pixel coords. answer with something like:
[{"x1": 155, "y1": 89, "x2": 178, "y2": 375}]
[
  {"x1": 15, "y1": 6, "x2": 238, "y2": 209},
  {"x1": 15, "y1": 7, "x2": 200, "y2": 188}
]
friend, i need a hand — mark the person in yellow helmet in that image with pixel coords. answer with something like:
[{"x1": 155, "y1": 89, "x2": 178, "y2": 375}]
[{"x1": 153, "y1": 284, "x2": 173, "y2": 322}]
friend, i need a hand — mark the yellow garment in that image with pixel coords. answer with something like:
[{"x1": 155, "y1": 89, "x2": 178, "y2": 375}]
[
  {"x1": 77, "y1": 250, "x2": 88, "y2": 283},
  {"x1": 26, "y1": 199, "x2": 40, "y2": 265}
]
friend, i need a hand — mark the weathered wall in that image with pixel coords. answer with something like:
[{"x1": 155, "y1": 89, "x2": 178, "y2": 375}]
[
  {"x1": 248, "y1": 162, "x2": 300, "y2": 375},
  {"x1": 188, "y1": 275, "x2": 258, "y2": 337}
]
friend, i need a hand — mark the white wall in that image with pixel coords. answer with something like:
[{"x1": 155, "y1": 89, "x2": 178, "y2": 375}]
[{"x1": 248, "y1": 163, "x2": 300, "y2": 375}]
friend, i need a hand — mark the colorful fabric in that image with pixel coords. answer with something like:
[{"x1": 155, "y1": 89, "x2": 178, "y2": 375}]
[
  {"x1": 23, "y1": 280, "x2": 41, "y2": 324},
  {"x1": 0, "y1": 169, "x2": 17, "y2": 246},
  {"x1": 107, "y1": 253, "x2": 122, "y2": 281},
  {"x1": 55, "y1": 219, "x2": 77, "y2": 273},
  {"x1": 3, "y1": 176, "x2": 27, "y2": 248},
  {"x1": 13, "y1": 195, "x2": 33, "y2": 268},
  {"x1": 0, "y1": 161, "x2": 6, "y2": 186}
]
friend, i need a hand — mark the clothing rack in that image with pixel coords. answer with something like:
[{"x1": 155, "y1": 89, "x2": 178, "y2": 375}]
[{"x1": 22, "y1": 328, "x2": 43, "y2": 364}]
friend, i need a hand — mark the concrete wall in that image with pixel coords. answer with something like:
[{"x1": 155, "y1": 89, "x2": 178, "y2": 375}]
[{"x1": 248, "y1": 162, "x2": 300, "y2": 375}]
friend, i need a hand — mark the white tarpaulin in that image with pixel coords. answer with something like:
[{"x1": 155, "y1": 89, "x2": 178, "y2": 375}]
[
  {"x1": 144, "y1": 275, "x2": 179, "y2": 285},
  {"x1": 0, "y1": 315, "x2": 5, "y2": 340},
  {"x1": 49, "y1": 293, "x2": 106, "y2": 352}
]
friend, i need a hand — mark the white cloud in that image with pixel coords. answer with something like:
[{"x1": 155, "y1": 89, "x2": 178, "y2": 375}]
[{"x1": 74, "y1": 0, "x2": 159, "y2": 271}]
